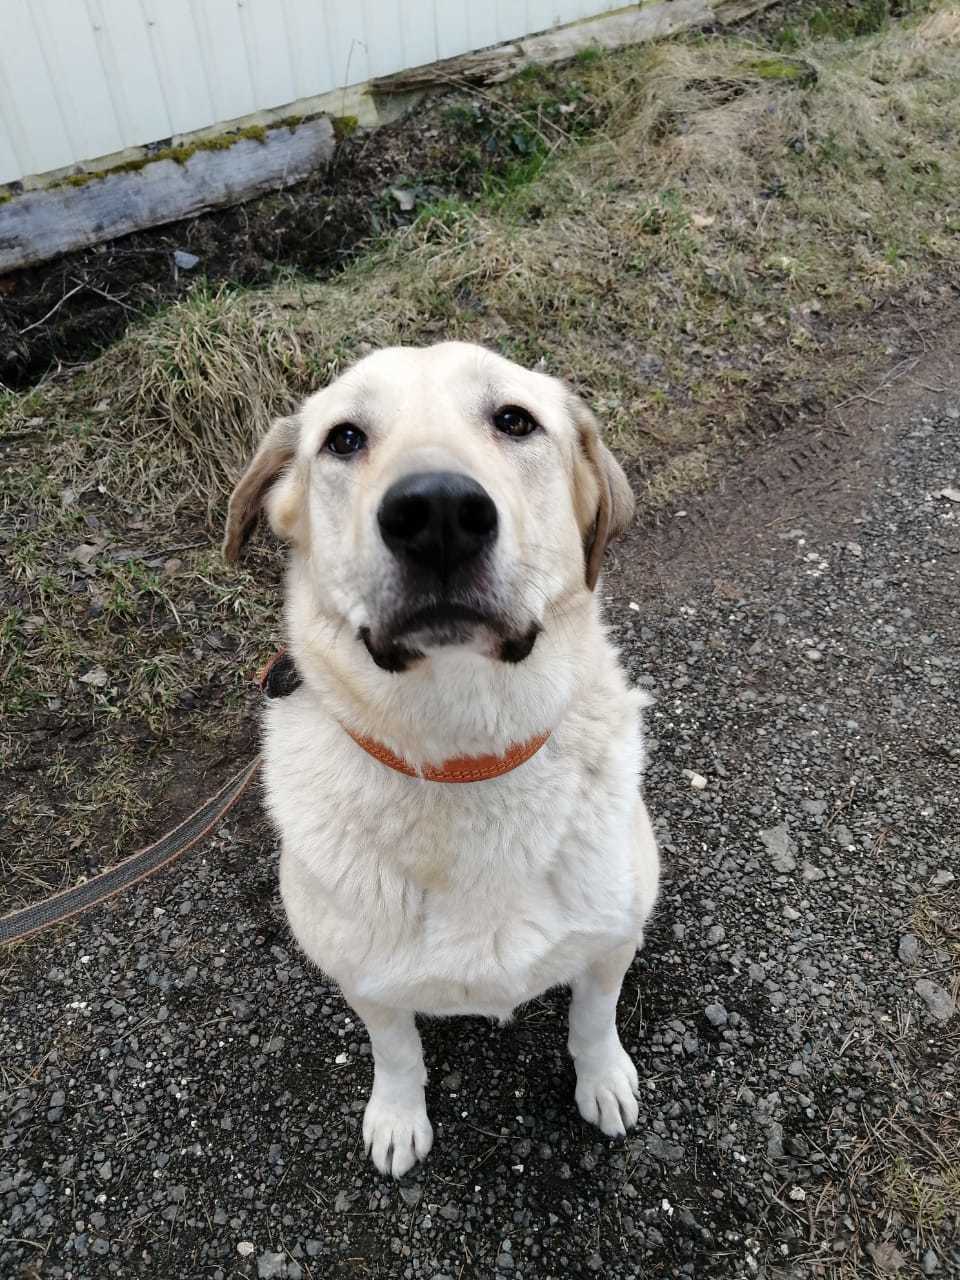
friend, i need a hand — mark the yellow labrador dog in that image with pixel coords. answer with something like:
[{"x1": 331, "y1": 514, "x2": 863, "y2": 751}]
[{"x1": 224, "y1": 342, "x2": 660, "y2": 1178}]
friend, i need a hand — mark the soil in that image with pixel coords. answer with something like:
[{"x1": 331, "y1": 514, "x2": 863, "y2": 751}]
[{"x1": 618, "y1": 314, "x2": 960, "y2": 599}]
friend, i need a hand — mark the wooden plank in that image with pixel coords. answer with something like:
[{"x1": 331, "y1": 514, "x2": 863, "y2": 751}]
[
  {"x1": 373, "y1": 0, "x2": 781, "y2": 92},
  {"x1": 0, "y1": 117, "x2": 335, "y2": 274}
]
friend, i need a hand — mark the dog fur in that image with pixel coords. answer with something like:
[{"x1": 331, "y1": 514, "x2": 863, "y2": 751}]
[{"x1": 224, "y1": 342, "x2": 660, "y2": 1177}]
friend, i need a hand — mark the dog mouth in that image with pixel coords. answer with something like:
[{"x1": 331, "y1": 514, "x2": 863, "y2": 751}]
[{"x1": 359, "y1": 600, "x2": 540, "y2": 673}]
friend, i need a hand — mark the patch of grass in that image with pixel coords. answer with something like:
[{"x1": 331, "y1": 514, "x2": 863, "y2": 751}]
[
  {"x1": 883, "y1": 1152, "x2": 960, "y2": 1233},
  {"x1": 774, "y1": 0, "x2": 935, "y2": 48}
]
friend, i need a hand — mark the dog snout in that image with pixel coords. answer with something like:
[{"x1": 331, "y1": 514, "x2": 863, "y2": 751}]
[{"x1": 377, "y1": 471, "x2": 498, "y2": 576}]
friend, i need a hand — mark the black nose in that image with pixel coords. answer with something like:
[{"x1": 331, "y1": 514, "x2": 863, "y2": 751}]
[{"x1": 378, "y1": 471, "x2": 499, "y2": 575}]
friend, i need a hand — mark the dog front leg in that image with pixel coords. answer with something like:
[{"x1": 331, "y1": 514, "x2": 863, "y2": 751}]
[
  {"x1": 567, "y1": 942, "x2": 640, "y2": 1137},
  {"x1": 348, "y1": 997, "x2": 433, "y2": 1178}
]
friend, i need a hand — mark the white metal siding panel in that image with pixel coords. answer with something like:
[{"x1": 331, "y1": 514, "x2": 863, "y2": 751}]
[
  {"x1": 323, "y1": 0, "x2": 370, "y2": 92},
  {"x1": 494, "y1": 0, "x2": 531, "y2": 43},
  {"x1": 525, "y1": 0, "x2": 560, "y2": 36},
  {"x1": 0, "y1": 0, "x2": 75, "y2": 179},
  {"x1": 279, "y1": 0, "x2": 326, "y2": 102},
  {"x1": 241, "y1": 0, "x2": 295, "y2": 115},
  {"x1": 434, "y1": 0, "x2": 469, "y2": 60},
  {"x1": 29, "y1": 0, "x2": 125, "y2": 168},
  {"x1": 0, "y1": 0, "x2": 630, "y2": 184},
  {"x1": 141, "y1": 0, "x2": 216, "y2": 137},
  {"x1": 396, "y1": 0, "x2": 439, "y2": 75},
  {"x1": 0, "y1": 132, "x2": 18, "y2": 186},
  {"x1": 87, "y1": 0, "x2": 171, "y2": 150},
  {"x1": 467, "y1": 0, "x2": 500, "y2": 51},
  {"x1": 193, "y1": 0, "x2": 257, "y2": 125}
]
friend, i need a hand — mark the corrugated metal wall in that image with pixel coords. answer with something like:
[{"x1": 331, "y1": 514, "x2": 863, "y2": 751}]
[{"x1": 0, "y1": 0, "x2": 622, "y2": 185}]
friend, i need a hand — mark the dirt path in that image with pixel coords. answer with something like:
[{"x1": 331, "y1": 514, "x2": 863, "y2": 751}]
[{"x1": 3, "y1": 331, "x2": 958, "y2": 1279}]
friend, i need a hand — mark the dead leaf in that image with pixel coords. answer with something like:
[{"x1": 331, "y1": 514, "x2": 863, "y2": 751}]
[
  {"x1": 867, "y1": 1241, "x2": 906, "y2": 1273},
  {"x1": 70, "y1": 543, "x2": 102, "y2": 567},
  {"x1": 691, "y1": 212, "x2": 715, "y2": 229},
  {"x1": 937, "y1": 486, "x2": 960, "y2": 502},
  {"x1": 390, "y1": 187, "x2": 416, "y2": 212},
  {"x1": 79, "y1": 666, "x2": 109, "y2": 688}
]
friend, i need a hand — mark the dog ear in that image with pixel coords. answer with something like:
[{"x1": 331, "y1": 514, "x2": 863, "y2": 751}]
[
  {"x1": 570, "y1": 395, "x2": 635, "y2": 590},
  {"x1": 222, "y1": 414, "x2": 302, "y2": 562}
]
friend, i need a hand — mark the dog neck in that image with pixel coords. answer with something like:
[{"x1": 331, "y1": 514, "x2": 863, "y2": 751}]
[{"x1": 283, "y1": 567, "x2": 603, "y2": 770}]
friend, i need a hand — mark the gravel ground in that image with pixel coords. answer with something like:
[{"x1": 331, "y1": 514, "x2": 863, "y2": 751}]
[{"x1": 2, "y1": 405, "x2": 959, "y2": 1279}]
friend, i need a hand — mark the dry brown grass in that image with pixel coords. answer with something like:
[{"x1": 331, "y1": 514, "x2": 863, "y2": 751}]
[{"x1": 93, "y1": 285, "x2": 315, "y2": 506}]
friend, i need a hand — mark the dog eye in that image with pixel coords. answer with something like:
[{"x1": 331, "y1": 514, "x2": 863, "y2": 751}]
[
  {"x1": 493, "y1": 405, "x2": 539, "y2": 438},
  {"x1": 324, "y1": 424, "x2": 367, "y2": 456}
]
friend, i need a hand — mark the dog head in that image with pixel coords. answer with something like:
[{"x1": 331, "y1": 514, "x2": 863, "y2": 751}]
[{"x1": 224, "y1": 342, "x2": 633, "y2": 671}]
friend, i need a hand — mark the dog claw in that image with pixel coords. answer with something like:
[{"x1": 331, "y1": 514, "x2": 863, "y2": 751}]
[
  {"x1": 574, "y1": 1043, "x2": 641, "y2": 1137},
  {"x1": 363, "y1": 1095, "x2": 433, "y2": 1178}
]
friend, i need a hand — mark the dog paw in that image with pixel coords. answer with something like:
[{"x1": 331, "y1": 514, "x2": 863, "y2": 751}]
[
  {"x1": 363, "y1": 1095, "x2": 434, "y2": 1178},
  {"x1": 574, "y1": 1044, "x2": 640, "y2": 1137}
]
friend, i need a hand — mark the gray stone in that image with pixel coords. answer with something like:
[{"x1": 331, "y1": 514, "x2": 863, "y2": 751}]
[
  {"x1": 915, "y1": 979, "x2": 954, "y2": 1022},
  {"x1": 761, "y1": 824, "x2": 796, "y2": 872},
  {"x1": 646, "y1": 1135, "x2": 683, "y2": 1163},
  {"x1": 705, "y1": 1003, "x2": 728, "y2": 1027},
  {"x1": 256, "y1": 1252, "x2": 285, "y2": 1279},
  {"x1": 174, "y1": 249, "x2": 200, "y2": 270},
  {"x1": 898, "y1": 934, "x2": 920, "y2": 963}
]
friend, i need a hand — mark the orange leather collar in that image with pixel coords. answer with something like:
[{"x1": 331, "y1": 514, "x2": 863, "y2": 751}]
[
  {"x1": 256, "y1": 647, "x2": 550, "y2": 783},
  {"x1": 343, "y1": 726, "x2": 551, "y2": 783}
]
